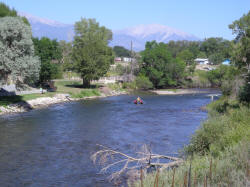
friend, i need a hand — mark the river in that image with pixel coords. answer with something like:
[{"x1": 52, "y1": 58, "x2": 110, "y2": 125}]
[{"x1": 0, "y1": 92, "x2": 217, "y2": 186}]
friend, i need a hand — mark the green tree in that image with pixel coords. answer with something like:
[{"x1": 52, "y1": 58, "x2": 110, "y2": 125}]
[
  {"x1": 0, "y1": 2, "x2": 29, "y2": 25},
  {"x1": 229, "y1": 11, "x2": 250, "y2": 72},
  {"x1": 72, "y1": 18, "x2": 114, "y2": 87},
  {"x1": 59, "y1": 40, "x2": 74, "y2": 71},
  {"x1": 32, "y1": 37, "x2": 63, "y2": 83},
  {"x1": 229, "y1": 11, "x2": 250, "y2": 103},
  {"x1": 177, "y1": 49, "x2": 194, "y2": 65},
  {"x1": 140, "y1": 41, "x2": 186, "y2": 88},
  {"x1": 113, "y1": 46, "x2": 131, "y2": 57},
  {"x1": 0, "y1": 17, "x2": 40, "y2": 86},
  {"x1": 200, "y1": 37, "x2": 231, "y2": 64},
  {"x1": 135, "y1": 75, "x2": 153, "y2": 90}
]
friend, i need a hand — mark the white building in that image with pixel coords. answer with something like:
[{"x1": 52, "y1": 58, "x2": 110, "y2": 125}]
[
  {"x1": 194, "y1": 58, "x2": 210, "y2": 65},
  {"x1": 123, "y1": 57, "x2": 132, "y2": 62}
]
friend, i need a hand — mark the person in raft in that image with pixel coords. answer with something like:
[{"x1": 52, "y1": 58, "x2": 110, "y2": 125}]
[
  {"x1": 136, "y1": 96, "x2": 143, "y2": 103},
  {"x1": 137, "y1": 97, "x2": 141, "y2": 102}
]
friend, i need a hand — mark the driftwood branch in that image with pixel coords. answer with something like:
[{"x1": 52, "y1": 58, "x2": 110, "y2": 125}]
[{"x1": 91, "y1": 144, "x2": 183, "y2": 181}]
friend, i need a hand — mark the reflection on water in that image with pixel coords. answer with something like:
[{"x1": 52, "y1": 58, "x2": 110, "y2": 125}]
[{"x1": 0, "y1": 93, "x2": 216, "y2": 186}]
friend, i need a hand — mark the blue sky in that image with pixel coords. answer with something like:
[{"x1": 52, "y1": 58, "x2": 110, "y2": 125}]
[{"x1": 3, "y1": 0, "x2": 250, "y2": 39}]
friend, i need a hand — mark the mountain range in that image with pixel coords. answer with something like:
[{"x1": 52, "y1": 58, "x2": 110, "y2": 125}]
[{"x1": 19, "y1": 12, "x2": 199, "y2": 51}]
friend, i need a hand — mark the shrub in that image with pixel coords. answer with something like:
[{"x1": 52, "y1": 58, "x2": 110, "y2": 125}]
[
  {"x1": 135, "y1": 75, "x2": 153, "y2": 90},
  {"x1": 185, "y1": 104, "x2": 249, "y2": 156},
  {"x1": 239, "y1": 73, "x2": 250, "y2": 103}
]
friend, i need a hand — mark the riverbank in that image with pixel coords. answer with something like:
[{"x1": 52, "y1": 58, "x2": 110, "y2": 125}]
[
  {"x1": 0, "y1": 80, "x2": 127, "y2": 116},
  {"x1": 151, "y1": 88, "x2": 218, "y2": 95},
  {"x1": 0, "y1": 91, "x2": 127, "y2": 115}
]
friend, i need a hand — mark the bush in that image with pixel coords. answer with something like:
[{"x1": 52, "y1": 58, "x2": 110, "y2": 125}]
[
  {"x1": 122, "y1": 81, "x2": 137, "y2": 90},
  {"x1": 239, "y1": 73, "x2": 250, "y2": 103},
  {"x1": 135, "y1": 75, "x2": 153, "y2": 90},
  {"x1": 185, "y1": 104, "x2": 249, "y2": 156}
]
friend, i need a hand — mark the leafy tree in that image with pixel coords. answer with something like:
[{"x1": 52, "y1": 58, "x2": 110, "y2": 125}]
[
  {"x1": 113, "y1": 46, "x2": 131, "y2": 57},
  {"x1": 200, "y1": 37, "x2": 231, "y2": 64},
  {"x1": 229, "y1": 11, "x2": 250, "y2": 103},
  {"x1": 33, "y1": 37, "x2": 62, "y2": 63},
  {"x1": 197, "y1": 51, "x2": 207, "y2": 58},
  {"x1": 135, "y1": 75, "x2": 153, "y2": 90},
  {"x1": 72, "y1": 18, "x2": 114, "y2": 87},
  {"x1": 59, "y1": 40, "x2": 74, "y2": 71},
  {"x1": 0, "y1": 2, "x2": 29, "y2": 25},
  {"x1": 229, "y1": 11, "x2": 250, "y2": 72},
  {"x1": 32, "y1": 37, "x2": 62, "y2": 83},
  {"x1": 140, "y1": 41, "x2": 186, "y2": 88},
  {"x1": 0, "y1": 17, "x2": 40, "y2": 86},
  {"x1": 166, "y1": 40, "x2": 200, "y2": 58},
  {"x1": 177, "y1": 49, "x2": 194, "y2": 65}
]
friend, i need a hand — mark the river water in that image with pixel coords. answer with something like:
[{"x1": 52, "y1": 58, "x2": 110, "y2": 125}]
[{"x1": 0, "y1": 92, "x2": 217, "y2": 186}]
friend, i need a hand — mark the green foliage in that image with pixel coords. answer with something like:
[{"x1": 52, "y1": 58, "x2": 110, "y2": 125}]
[
  {"x1": 186, "y1": 99, "x2": 248, "y2": 156},
  {"x1": 197, "y1": 51, "x2": 207, "y2": 58},
  {"x1": 239, "y1": 73, "x2": 250, "y2": 103},
  {"x1": 166, "y1": 40, "x2": 200, "y2": 58},
  {"x1": 32, "y1": 37, "x2": 63, "y2": 83},
  {"x1": 33, "y1": 37, "x2": 62, "y2": 62},
  {"x1": 122, "y1": 81, "x2": 137, "y2": 90},
  {"x1": 0, "y1": 17, "x2": 40, "y2": 86},
  {"x1": 111, "y1": 64, "x2": 126, "y2": 76},
  {"x1": 200, "y1": 37, "x2": 231, "y2": 64},
  {"x1": 0, "y1": 2, "x2": 29, "y2": 25},
  {"x1": 177, "y1": 49, "x2": 194, "y2": 65},
  {"x1": 72, "y1": 18, "x2": 114, "y2": 87},
  {"x1": 71, "y1": 89, "x2": 100, "y2": 98},
  {"x1": 140, "y1": 41, "x2": 186, "y2": 88},
  {"x1": 0, "y1": 92, "x2": 55, "y2": 106},
  {"x1": 204, "y1": 65, "x2": 239, "y2": 88},
  {"x1": 113, "y1": 46, "x2": 130, "y2": 57},
  {"x1": 228, "y1": 11, "x2": 250, "y2": 103},
  {"x1": 130, "y1": 141, "x2": 248, "y2": 187},
  {"x1": 135, "y1": 75, "x2": 153, "y2": 90},
  {"x1": 0, "y1": 2, "x2": 17, "y2": 17},
  {"x1": 59, "y1": 40, "x2": 74, "y2": 71}
]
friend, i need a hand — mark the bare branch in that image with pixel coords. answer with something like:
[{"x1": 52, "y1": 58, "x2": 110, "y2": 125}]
[{"x1": 91, "y1": 144, "x2": 183, "y2": 182}]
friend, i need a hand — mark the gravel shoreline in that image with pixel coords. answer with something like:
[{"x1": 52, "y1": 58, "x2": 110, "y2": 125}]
[
  {"x1": 0, "y1": 91, "x2": 127, "y2": 116},
  {"x1": 151, "y1": 88, "x2": 216, "y2": 95}
]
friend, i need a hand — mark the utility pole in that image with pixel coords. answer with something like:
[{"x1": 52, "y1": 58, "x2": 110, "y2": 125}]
[{"x1": 130, "y1": 41, "x2": 133, "y2": 81}]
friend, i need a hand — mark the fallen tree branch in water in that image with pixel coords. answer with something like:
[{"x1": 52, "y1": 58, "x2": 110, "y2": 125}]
[{"x1": 91, "y1": 144, "x2": 183, "y2": 181}]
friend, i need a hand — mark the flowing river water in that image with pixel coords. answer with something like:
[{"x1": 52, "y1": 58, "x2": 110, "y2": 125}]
[{"x1": 0, "y1": 92, "x2": 218, "y2": 186}]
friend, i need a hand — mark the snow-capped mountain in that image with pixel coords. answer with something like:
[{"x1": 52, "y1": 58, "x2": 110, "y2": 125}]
[
  {"x1": 18, "y1": 12, "x2": 74, "y2": 41},
  {"x1": 110, "y1": 24, "x2": 199, "y2": 51},
  {"x1": 20, "y1": 12, "x2": 199, "y2": 51}
]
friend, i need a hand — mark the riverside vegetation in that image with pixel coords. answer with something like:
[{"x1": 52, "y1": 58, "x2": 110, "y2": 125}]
[
  {"x1": 0, "y1": 2, "x2": 250, "y2": 185},
  {"x1": 127, "y1": 11, "x2": 250, "y2": 187}
]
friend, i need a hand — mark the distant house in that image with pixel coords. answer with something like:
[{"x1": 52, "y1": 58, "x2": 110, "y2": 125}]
[
  {"x1": 114, "y1": 57, "x2": 122, "y2": 62},
  {"x1": 222, "y1": 59, "x2": 231, "y2": 65},
  {"x1": 123, "y1": 57, "x2": 131, "y2": 62},
  {"x1": 194, "y1": 58, "x2": 210, "y2": 65}
]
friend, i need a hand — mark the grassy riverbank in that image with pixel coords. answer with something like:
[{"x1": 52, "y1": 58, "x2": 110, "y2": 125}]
[
  {"x1": 129, "y1": 97, "x2": 250, "y2": 186},
  {"x1": 0, "y1": 80, "x2": 128, "y2": 115},
  {"x1": 0, "y1": 80, "x2": 101, "y2": 106}
]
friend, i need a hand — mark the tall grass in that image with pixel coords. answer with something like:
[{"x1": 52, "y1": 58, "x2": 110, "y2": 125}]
[
  {"x1": 129, "y1": 97, "x2": 250, "y2": 186},
  {"x1": 70, "y1": 89, "x2": 101, "y2": 98}
]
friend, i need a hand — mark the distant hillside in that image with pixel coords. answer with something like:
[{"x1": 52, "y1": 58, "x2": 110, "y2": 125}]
[
  {"x1": 20, "y1": 12, "x2": 199, "y2": 51},
  {"x1": 18, "y1": 12, "x2": 74, "y2": 41},
  {"x1": 110, "y1": 24, "x2": 200, "y2": 51}
]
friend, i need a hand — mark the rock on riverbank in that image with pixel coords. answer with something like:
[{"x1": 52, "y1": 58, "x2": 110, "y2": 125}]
[
  {"x1": 0, "y1": 91, "x2": 127, "y2": 115},
  {"x1": 0, "y1": 94, "x2": 71, "y2": 115}
]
